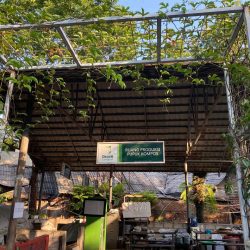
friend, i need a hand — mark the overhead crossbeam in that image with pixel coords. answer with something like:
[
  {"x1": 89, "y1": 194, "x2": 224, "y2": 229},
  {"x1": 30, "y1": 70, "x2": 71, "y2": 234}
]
[
  {"x1": 224, "y1": 13, "x2": 244, "y2": 57},
  {"x1": 0, "y1": 6, "x2": 243, "y2": 32},
  {"x1": 57, "y1": 26, "x2": 82, "y2": 67},
  {"x1": 19, "y1": 57, "x2": 202, "y2": 71}
]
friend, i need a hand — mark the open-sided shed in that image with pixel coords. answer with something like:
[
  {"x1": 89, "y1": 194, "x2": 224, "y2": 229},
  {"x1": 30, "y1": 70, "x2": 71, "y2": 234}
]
[{"x1": 0, "y1": 4, "x2": 249, "y2": 247}]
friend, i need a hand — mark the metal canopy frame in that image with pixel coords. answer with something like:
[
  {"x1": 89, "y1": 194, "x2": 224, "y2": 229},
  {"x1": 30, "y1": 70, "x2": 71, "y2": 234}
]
[
  {"x1": 1, "y1": 6, "x2": 250, "y2": 247},
  {"x1": 0, "y1": 7, "x2": 250, "y2": 244},
  {"x1": 0, "y1": 6, "x2": 249, "y2": 71},
  {"x1": 0, "y1": 6, "x2": 249, "y2": 174}
]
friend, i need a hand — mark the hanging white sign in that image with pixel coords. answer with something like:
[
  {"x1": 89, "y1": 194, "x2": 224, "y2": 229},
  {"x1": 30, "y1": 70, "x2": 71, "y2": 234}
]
[
  {"x1": 122, "y1": 202, "x2": 151, "y2": 218},
  {"x1": 13, "y1": 202, "x2": 24, "y2": 219}
]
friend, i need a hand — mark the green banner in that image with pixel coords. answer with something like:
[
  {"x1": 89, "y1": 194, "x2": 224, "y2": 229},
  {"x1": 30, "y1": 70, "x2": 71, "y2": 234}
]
[
  {"x1": 118, "y1": 142, "x2": 164, "y2": 163},
  {"x1": 96, "y1": 141, "x2": 165, "y2": 164}
]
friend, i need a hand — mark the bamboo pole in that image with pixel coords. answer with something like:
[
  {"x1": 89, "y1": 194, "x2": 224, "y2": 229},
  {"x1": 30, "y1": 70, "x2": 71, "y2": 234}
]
[
  {"x1": 6, "y1": 129, "x2": 30, "y2": 250},
  {"x1": 184, "y1": 161, "x2": 191, "y2": 233},
  {"x1": 109, "y1": 167, "x2": 113, "y2": 210}
]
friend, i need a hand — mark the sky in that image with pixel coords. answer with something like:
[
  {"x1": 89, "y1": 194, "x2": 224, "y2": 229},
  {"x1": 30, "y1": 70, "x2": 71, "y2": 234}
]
[
  {"x1": 118, "y1": 0, "x2": 246, "y2": 12},
  {"x1": 118, "y1": 0, "x2": 179, "y2": 12}
]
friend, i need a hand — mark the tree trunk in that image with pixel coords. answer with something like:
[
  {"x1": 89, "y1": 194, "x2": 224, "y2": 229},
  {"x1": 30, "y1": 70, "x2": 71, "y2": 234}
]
[{"x1": 195, "y1": 201, "x2": 204, "y2": 223}]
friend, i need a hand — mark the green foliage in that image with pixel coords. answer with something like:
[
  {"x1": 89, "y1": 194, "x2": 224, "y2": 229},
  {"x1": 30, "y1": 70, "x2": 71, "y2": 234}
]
[
  {"x1": 222, "y1": 133, "x2": 234, "y2": 156},
  {"x1": 98, "y1": 182, "x2": 109, "y2": 194},
  {"x1": 0, "y1": 194, "x2": 7, "y2": 204},
  {"x1": 98, "y1": 182, "x2": 125, "y2": 206},
  {"x1": 71, "y1": 182, "x2": 124, "y2": 211},
  {"x1": 180, "y1": 177, "x2": 217, "y2": 211},
  {"x1": 70, "y1": 185, "x2": 95, "y2": 212},
  {"x1": 239, "y1": 157, "x2": 250, "y2": 201},
  {"x1": 229, "y1": 64, "x2": 250, "y2": 87},
  {"x1": 104, "y1": 66, "x2": 126, "y2": 89},
  {"x1": 113, "y1": 183, "x2": 125, "y2": 205},
  {"x1": 39, "y1": 213, "x2": 48, "y2": 219},
  {"x1": 228, "y1": 64, "x2": 250, "y2": 126},
  {"x1": 0, "y1": 70, "x2": 74, "y2": 150},
  {"x1": 131, "y1": 191, "x2": 158, "y2": 205},
  {"x1": 1, "y1": 124, "x2": 23, "y2": 151},
  {"x1": 224, "y1": 179, "x2": 234, "y2": 195}
]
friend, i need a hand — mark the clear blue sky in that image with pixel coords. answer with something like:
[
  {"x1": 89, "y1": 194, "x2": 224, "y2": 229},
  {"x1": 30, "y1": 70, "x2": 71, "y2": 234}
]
[
  {"x1": 118, "y1": 0, "x2": 179, "y2": 12},
  {"x1": 118, "y1": 0, "x2": 246, "y2": 12}
]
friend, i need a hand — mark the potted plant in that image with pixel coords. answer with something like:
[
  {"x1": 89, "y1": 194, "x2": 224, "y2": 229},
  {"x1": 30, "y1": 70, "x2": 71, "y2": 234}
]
[{"x1": 32, "y1": 213, "x2": 48, "y2": 230}]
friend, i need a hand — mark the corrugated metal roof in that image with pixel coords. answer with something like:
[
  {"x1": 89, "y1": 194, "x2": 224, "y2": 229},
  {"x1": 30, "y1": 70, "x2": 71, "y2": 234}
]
[
  {"x1": 9, "y1": 64, "x2": 232, "y2": 173},
  {"x1": 0, "y1": 151, "x2": 33, "y2": 166},
  {"x1": 0, "y1": 165, "x2": 31, "y2": 187}
]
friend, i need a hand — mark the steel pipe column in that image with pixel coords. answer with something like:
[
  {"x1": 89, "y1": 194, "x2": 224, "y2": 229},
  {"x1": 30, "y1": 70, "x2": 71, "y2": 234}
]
[{"x1": 224, "y1": 68, "x2": 249, "y2": 245}]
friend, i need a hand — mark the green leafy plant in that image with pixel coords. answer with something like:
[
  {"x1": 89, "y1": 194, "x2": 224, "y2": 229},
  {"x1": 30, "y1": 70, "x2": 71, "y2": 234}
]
[
  {"x1": 224, "y1": 179, "x2": 234, "y2": 195},
  {"x1": 113, "y1": 183, "x2": 125, "y2": 206},
  {"x1": 98, "y1": 182, "x2": 125, "y2": 207},
  {"x1": 98, "y1": 182, "x2": 109, "y2": 194},
  {"x1": 239, "y1": 157, "x2": 250, "y2": 202},
  {"x1": 180, "y1": 177, "x2": 217, "y2": 222},
  {"x1": 131, "y1": 191, "x2": 158, "y2": 205},
  {"x1": 39, "y1": 213, "x2": 48, "y2": 219},
  {"x1": 0, "y1": 194, "x2": 7, "y2": 204},
  {"x1": 155, "y1": 215, "x2": 164, "y2": 222},
  {"x1": 70, "y1": 185, "x2": 95, "y2": 213}
]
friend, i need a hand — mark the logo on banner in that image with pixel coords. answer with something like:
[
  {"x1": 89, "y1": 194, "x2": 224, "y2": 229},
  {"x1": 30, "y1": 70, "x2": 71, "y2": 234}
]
[{"x1": 99, "y1": 144, "x2": 118, "y2": 163}]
